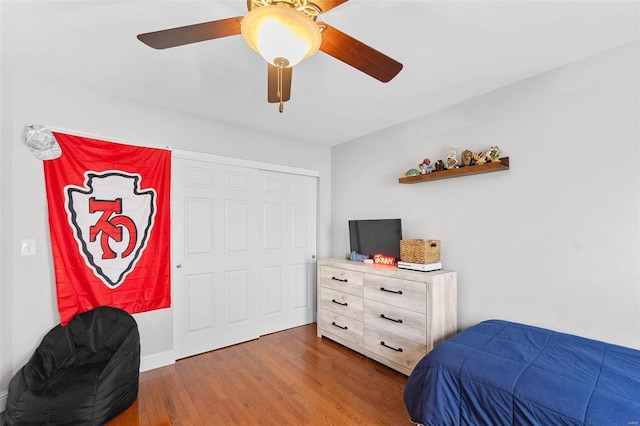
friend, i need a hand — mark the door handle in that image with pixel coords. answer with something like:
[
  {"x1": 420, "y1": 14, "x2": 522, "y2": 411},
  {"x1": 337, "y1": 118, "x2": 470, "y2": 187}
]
[{"x1": 176, "y1": 264, "x2": 182, "y2": 268}]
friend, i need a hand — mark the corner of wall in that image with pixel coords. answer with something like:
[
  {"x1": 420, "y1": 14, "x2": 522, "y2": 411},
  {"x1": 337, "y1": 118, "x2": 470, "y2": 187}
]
[{"x1": 140, "y1": 350, "x2": 175, "y2": 373}]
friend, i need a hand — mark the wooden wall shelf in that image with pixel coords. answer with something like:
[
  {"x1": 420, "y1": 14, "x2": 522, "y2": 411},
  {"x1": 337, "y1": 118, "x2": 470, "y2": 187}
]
[{"x1": 398, "y1": 157, "x2": 510, "y2": 184}]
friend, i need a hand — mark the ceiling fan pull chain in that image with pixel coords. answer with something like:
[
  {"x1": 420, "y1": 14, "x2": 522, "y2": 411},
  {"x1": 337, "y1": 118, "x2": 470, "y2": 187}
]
[{"x1": 277, "y1": 61, "x2": 285, "y2": 113}]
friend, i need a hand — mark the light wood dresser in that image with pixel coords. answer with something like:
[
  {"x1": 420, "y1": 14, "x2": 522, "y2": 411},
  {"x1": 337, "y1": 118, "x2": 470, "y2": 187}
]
[{"x1": 316, "y1": 258, "x2": 457, "y2": 375}]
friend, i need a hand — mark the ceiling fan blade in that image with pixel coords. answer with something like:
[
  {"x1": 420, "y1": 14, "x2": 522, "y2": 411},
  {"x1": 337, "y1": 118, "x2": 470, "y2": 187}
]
[
  {"x1": 318, "y1": 22, "x2": 403, "y2": 83},
  {"x1": 267, "y1": 64, "x2": 292, "y2": 103},
  {"x1": 312, "y1": 0, "x2": 349, "y2": 14},
  {"x1": 137, "y1": 17, "x2": 242, "y2": 49}
]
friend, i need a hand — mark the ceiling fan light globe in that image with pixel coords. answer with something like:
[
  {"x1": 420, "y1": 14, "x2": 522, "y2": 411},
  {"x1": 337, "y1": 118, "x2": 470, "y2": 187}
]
[
  {"x1": 256, "y1": 19, "x2": 312, "y2": 66},
  {"x1": 241, "y1": 5, "x2": 321, "y2": 67}
]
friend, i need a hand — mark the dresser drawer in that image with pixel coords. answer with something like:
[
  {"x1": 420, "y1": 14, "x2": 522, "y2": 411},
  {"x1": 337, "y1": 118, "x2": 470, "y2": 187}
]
[
  {"x1": 364, "y1": 324, "x2": 426, "y2": 372},
  {"x1": 319, "y1": 266, "x2": 363, "y2": 296},
  {"x1": 320, "y1": 287, "x2": 363, "y2": 321},
  {"x1": 364, "y1": 274, "x2": 426, "y2": 313},
  {"x1": 364, "y1": 299, "x2": 426, "y2": 338},
  {"x1": 319, "y1": 310, "x2": 363, "y2": 347}
]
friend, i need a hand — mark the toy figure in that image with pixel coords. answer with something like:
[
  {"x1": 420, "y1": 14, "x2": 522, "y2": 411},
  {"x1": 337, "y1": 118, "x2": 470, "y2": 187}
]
[
  {"x1": 487, "y1": 146, "x2": 501, "y2": 162},
  {"x1": 405, "y1": 168, "x2": 420, "y2": 177},
  {"x1": 419, "y1": 158, "x2": 433, "y2": 174},
  {"x1": 461, "y1": 150, "x2": 473, "y2": 166},
  {"x1": 348, "y1": 251, "x2": 369, "y2": 262},
  {"x1": 473, "y1": 151, "x2": 487, "y2": 165},
  {"x1": 446, "y1": 147, "x2": 458, "y2": 169}
]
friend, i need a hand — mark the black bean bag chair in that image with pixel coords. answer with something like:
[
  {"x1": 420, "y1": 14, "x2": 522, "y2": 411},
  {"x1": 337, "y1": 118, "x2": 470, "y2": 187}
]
[{"x1": 4, "y1": 306, "x2": 140, "y2": 425}]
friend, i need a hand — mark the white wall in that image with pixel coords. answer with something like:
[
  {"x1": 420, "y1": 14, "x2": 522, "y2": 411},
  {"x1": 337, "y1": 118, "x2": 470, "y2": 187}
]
[
  {"x1": 0, "y1": 67, "x2": 15, "y2": 408},
  {"x1": 331, "y1": 41, "x2": 640, "y2": 349},
  {"x1": 0, "y1": 44, "x2": 9, "y2": 408},
  {"x1": 0, "y1": 75, "x2": 332, "y2": 404}
]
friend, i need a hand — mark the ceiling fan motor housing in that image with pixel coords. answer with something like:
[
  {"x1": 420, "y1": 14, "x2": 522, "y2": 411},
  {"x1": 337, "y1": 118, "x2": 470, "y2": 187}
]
[{"x1": 247, "y1": 0, "x2": 322, "y2": 20}]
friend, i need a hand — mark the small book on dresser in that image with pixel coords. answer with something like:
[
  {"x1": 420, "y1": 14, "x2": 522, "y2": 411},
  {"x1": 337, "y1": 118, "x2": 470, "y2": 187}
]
[{"x1": 397, "y1": 261, "x2": 442, "y2": 272}]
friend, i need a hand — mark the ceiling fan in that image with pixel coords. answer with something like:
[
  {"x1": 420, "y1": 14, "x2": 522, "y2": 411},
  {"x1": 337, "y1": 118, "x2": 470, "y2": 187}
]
[{"x1": 137, "y1": 0, "x2": 403, "y2": 112}]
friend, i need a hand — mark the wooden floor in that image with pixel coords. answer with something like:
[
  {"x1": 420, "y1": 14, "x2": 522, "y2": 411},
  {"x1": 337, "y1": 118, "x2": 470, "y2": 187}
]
[{"x1": 108, "y1": 323, "x2": 411, "y2": 425}]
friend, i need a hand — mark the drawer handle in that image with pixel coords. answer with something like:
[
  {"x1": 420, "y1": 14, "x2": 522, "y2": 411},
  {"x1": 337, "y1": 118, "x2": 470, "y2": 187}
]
[
  {"x1": 332, "y1": 277, "x2": 348, "y2": 282},
  {"x1": 380, "y1": 314, "x2": 403, "y2": 323},
  {"x1": 380, "y1": 341, "x2": 403, "y2": 352},
  {"x1": 331, "y1": 321, "x2": 348, "y2": 330},
  {"x1": 380, "y1": 287, "x2": 403, "y2": 295},
  {"x1": 332, "y1": 299, "x2": 348, "y2": 306}
]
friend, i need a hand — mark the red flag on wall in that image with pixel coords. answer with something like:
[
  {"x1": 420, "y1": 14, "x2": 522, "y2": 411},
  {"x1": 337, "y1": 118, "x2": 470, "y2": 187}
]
[{"x1": 43, "y1": 132, "x2": 171, "y2": 325}]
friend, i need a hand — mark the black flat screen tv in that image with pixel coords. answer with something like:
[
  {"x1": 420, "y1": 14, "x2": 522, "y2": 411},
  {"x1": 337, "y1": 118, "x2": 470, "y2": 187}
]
[{"x1": 349, "y1": 219, "x2": 402, "y2": 259}]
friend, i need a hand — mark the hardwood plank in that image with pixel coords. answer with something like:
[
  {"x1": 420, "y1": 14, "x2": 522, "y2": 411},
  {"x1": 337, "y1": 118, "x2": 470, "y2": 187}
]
[{"x1": 108, "y1": 324, "x2": 410, "y2": 425}]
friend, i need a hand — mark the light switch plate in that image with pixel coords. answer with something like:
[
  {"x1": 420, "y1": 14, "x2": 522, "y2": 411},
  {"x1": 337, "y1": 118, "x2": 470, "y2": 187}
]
[{"x1": 21, "y1": 239, "x2": 36, "y2": 256}]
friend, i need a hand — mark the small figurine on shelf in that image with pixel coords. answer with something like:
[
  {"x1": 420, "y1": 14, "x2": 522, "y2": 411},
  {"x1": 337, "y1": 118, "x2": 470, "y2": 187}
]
[
  {"x1": 435, "y1": 160, "x2": 445, "y2": 171},
  {"x1": 487, "y1": 146, "x2": 501, "y2": 162},
  {"x1": 419, "y1": 158, "x2": 433, "y2": 174},
  {"x1": 405, "y1": 168, "x2": 420, "y2": 177},
  {"x1": 446, "y1": 147, "x2": 458, "y2": 169},
  {"x1": 473, "y1": 151, "x2": 487, "y2": 165},
  {"x1": 461, "y1": 150, "x2": 473, "y2": 167}
]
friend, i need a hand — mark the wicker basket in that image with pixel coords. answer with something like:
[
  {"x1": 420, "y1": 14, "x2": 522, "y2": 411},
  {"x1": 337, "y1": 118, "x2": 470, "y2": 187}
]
[{"x1": 400, "y1": 239, "x2": 441, "y2": 264}]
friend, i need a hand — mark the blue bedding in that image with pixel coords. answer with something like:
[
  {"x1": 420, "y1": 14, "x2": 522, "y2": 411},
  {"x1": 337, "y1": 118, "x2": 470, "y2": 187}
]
[{"x1": 404, "y1": 320, "x2": 640, "y2": 425}]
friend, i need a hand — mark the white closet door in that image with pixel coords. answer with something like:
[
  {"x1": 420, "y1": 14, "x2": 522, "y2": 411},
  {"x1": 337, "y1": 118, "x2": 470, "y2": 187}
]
[
  {"x1": 173, "y1": 154, "x2": 317, "y2": 360},
  {"x1": 258, "y1": 170, "x2": 317, "y2": 335},
  {"x1": 173, "y1": 158, "x2": 261, "y2": 359}
]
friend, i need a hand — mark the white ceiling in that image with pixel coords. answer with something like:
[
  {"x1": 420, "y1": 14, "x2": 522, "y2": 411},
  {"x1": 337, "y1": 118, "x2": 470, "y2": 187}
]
[{"x1": 2, "y1": 1, "x2": 639, "y2": 147}]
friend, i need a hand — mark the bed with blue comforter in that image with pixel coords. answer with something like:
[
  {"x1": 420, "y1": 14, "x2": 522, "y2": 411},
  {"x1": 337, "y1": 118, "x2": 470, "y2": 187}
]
[{"x1": 404, "y1": 320, "x2": 640, "y2": 425}]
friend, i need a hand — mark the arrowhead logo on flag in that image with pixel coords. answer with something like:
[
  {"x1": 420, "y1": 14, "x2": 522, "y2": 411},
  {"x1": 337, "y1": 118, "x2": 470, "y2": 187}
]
[{"x1": 66, "y1": 172, "x2": 156, "y2": 289}]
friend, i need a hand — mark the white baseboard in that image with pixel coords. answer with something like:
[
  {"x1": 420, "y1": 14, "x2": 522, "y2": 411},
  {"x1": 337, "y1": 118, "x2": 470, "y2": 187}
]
[{"x1": 140, "y1": 350, "x2": 175, "y2": 372}]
